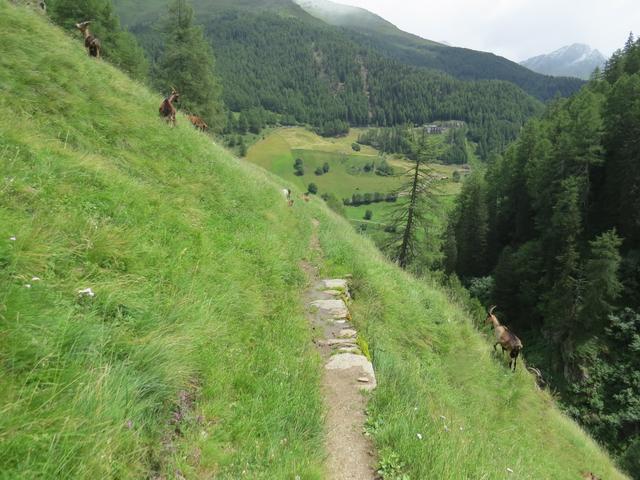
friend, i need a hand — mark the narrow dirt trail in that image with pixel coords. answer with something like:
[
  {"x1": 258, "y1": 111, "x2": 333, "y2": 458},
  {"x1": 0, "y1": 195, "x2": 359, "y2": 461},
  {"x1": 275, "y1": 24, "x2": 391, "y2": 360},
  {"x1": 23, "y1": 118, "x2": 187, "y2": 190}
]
[{"x1": 302, "y1": 219, "x2": 377, "y2": 480}]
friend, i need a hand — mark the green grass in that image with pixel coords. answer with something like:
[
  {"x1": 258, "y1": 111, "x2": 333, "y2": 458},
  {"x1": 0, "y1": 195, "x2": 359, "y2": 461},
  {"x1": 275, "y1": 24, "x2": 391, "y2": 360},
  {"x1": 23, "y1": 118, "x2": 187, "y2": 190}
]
[
  {"x1": 0, "y1": 3, "x2": 628, "y2": 479},
  {"x1": 0, "y1": 3, "x2": 323, "y2": 478}
]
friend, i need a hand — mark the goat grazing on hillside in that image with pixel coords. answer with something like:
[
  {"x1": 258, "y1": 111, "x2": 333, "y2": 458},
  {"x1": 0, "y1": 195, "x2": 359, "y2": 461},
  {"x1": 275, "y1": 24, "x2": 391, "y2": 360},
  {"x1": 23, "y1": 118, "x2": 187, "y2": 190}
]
[
  {"x1": 486, "y1": 305, "x2": 523, "y2": 371},
  {"x1": 75, "y1": 21, "x2": 101, "y2": 58},
  {"x1": 159, "y1": 88, "x2": 180, "y2": 126},
  {"x1": 188, "y1": 115, "x2": 208, "y2": 132}
]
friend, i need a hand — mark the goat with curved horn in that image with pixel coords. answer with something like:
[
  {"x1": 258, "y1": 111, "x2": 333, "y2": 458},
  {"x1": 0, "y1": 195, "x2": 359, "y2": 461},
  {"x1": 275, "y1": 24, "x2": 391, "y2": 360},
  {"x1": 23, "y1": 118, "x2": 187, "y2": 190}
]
[
  {"x1": 75, "y1": 20, "x2": 100, "y2": 58},
  {"x1": 486, "y1": 305, "x2": 523, "y2": 371},
  {"x1": 159, "y1": 88, "x2": 180, "y2": 127}
]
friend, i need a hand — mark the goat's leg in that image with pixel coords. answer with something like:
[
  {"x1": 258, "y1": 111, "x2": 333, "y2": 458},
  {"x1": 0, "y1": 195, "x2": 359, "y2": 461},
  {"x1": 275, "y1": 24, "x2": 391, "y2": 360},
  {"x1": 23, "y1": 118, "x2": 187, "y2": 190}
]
[
  {"x1": 493, "y1": 342, "x2": 499, "y2": 352},
  {"x1": 511, "y1": 350, "x2": 520, "y2": 371}
]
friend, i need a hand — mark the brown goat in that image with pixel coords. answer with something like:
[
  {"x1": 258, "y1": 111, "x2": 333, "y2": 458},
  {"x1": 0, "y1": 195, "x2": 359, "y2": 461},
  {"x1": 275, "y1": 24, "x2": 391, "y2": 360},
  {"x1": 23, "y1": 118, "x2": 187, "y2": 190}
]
[
  {"x1": 486, "y1": 305, "x2": 523, "y2": 371},
  {"x1": 75, "y1": 21, "x2": 101, "y2": 58},
  {"x1": 187, "y1": 115, "x2": 208, "y2": 132},
  {"x1": 159, "y1": 88, "x2": 180, "y2": 126}
]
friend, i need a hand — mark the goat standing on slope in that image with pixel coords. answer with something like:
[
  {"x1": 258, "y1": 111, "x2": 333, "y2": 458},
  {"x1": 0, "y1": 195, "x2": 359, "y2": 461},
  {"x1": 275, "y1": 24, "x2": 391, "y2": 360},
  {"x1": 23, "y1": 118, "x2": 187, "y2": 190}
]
[
  {"x1": 75, "y1": 21, "x2": 101, "y2": 58},
  {"x1": 486, "y1": 305, "x2": 523, "y2": 371},
  {"x1": 188, "y1": 114, "x2": 208, "y2": 132},
  {"x1": 159, "y1": 88, "x2": 180, "y2": 126}
]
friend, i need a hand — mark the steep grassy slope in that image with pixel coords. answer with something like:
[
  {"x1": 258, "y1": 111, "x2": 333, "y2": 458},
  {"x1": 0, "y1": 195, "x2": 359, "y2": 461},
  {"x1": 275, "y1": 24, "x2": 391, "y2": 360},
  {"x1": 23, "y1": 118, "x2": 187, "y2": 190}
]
[
  {"x1": 0, "y1": 4, "x2": 323, "y2": 479},
  {"x1": 0, "y1": 3, "x2": 629, "y2": 479}
]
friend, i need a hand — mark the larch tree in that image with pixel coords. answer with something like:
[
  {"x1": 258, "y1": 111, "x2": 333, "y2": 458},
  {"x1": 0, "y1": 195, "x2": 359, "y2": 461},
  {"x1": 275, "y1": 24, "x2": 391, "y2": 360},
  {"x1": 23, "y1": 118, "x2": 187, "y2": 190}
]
[{"x1": 384, "y1": 135, "x2": 440, "y2": 270}]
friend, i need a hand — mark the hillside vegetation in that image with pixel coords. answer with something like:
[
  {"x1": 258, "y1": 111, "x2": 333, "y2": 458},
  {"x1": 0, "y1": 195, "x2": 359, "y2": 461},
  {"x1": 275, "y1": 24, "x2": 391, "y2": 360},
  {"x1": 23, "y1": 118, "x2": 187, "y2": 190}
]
[
  {"x1": 446, "y1": 34, "x2": 640, "y2": 475},
  {"x1": 0, "y1": 3, "x2": 628, "y2": 479}
]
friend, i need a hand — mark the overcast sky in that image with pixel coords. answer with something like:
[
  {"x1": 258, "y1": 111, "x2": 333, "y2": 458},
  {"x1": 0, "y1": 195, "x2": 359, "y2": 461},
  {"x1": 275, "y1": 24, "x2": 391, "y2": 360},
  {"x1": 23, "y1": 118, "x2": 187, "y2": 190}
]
[{"x1": 341, "y1": 0, "x2": 640, "y2": 61}]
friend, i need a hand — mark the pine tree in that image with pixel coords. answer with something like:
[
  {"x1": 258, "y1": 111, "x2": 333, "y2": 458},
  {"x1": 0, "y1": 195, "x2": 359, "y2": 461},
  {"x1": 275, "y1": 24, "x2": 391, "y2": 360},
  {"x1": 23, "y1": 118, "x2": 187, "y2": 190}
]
[
  {"x1": 155, "y1": 0, "x2": 224, "y2": 130},
  {"x1": 238, "y1": 137, "x2": 247, "y2": 157},
  {"x1": 384, "y1": 136, "x2": 439, "y2": 269},
  {"x1": 542, "y1": 177, "x2": 582, "y2": 344},
  {"x1": 580, "y1": 230, "x2": 623, "y2": 330},
  {"x1": 452, "y1": 172, "x2": 489, "y2": 278}
]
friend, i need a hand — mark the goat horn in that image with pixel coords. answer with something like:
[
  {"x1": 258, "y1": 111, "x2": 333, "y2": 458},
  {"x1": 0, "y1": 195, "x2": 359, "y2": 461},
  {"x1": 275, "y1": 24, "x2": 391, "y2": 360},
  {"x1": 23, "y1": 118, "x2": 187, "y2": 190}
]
[{"x1": 488, "y1": 305, "x2": 497, "y2": 315}]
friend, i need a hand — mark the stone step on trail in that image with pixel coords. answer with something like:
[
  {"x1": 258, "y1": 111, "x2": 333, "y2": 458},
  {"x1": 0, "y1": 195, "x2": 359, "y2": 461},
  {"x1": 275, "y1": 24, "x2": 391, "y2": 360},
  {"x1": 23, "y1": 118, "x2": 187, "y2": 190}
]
[{"x1": 310, "y1": 299, "x2": 350, "y2": 320}]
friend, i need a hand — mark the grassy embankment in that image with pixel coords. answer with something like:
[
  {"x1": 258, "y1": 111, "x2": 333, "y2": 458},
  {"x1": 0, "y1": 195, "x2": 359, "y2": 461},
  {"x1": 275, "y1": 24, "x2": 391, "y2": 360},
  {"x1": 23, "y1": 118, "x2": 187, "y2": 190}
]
[
  {"x1": 0, "y1": 4, "x2": 322, "y2": 479},
  {"x1": 0, "y1": 3, "x2": 629, "y2": 479}
]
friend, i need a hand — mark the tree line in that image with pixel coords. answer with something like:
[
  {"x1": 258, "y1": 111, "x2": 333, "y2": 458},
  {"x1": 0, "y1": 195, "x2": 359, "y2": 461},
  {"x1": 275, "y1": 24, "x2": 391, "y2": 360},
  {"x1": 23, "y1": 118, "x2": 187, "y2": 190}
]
[{"x1": 358, "y1": 125, "x2": 470, "y2": 164}]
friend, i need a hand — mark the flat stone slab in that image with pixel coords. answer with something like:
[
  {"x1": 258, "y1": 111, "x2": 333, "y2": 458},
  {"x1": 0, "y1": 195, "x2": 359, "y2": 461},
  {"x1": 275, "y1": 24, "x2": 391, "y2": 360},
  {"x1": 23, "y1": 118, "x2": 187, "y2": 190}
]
[
  {"x1": 322, "y1": 279, "x2": 349, "y2": 291},
  {"x1": 324, "y1": 289, "x2": 343, "y2": 297},
  {"x1": 325, "y1": 354, "x2": 377, "y2": 391},
  {"x1": 339, "y1": 347, "x2": 362, "y2": 354},
  {"x1": 310, "y1": 299, "x2": 349, "y2": 319},
  {"x1": 325, "y1": 339, "x2": 358, "y2": 347},
  {"x1": 338, "y1": 329, "x2": 357, "y2": 339}
]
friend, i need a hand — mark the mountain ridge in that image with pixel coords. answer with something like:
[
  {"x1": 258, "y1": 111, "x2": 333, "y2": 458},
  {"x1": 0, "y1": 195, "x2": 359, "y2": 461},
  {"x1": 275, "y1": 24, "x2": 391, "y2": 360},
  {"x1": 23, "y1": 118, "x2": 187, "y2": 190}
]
[
  {"x1": 291, "y1": 0, "x2": 584, "y2": 100},
  {"x1": 521, "y1": 43, "x2": 607, "y2": 80}
]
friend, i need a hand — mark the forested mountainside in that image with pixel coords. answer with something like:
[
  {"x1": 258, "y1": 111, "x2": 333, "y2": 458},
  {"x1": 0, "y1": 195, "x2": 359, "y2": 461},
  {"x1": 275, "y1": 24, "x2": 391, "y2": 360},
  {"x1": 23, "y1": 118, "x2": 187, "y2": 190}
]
[
  {"x1": 446, "y1": 35, "x2": 640, "y2": 476},
  {"x1": 294, "y1": 0, "x2": 585, "y2": 101},
  {"x1": 113, "y1": 0, "x2": 542, "y2": 159}
]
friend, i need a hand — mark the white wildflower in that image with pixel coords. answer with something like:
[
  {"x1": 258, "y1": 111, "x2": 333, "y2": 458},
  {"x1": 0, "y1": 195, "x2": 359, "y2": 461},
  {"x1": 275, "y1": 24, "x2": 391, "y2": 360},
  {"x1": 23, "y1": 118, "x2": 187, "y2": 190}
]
[
  {"x1": 9, "y1": 236, "x2": 16, "y2": 241},
  {"x1": 32, "y1": 276, "x2": 41, "y2": 281},
  {"x1": 78, "y1": 287, "x2": 95, "y2": 297},
  {"x1": 440, "y1": 415, "x2": 447, "y2": 420},
  {"x1": 416, "y1": 433, "x2": 423, "y2": 440},
  {"x1": 444, "y1": 425, "x2": 450, "y2": 432},
  {"x1": 506, "y1": 468, "x2": 514, "y2": 473},
  {"x1": 25, "y1": 284, "x2": 32, "y2": 289}
]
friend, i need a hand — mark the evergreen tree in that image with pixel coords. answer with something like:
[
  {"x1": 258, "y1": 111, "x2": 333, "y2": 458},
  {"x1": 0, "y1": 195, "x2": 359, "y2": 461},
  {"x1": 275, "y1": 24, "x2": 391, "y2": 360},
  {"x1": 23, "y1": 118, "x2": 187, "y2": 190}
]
[
  {"x1": 452, "y1": 172, "x2": 489, "y2": 278},
  {"x1": 580, "y1": 230, "x2": 623, "y2": 331},
  {"x1": 155, "y1": 0, "x2": 224, "y2": 130},
  {"x1": 238, "y1": 137, "x2": 247, "y2": 157},
  {"x1": 384, "y1": 137, "x2": 439, "y2": 269},
  {"x1": 542, "y1": 177, "x2": 582, "y2": 345}
]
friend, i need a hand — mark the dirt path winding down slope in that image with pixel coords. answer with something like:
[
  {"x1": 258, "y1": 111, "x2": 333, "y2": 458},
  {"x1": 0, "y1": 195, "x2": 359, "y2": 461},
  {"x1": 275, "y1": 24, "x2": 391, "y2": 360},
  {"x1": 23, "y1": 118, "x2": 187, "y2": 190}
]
[{"x1": 302, "y1": 220, "x2": 377, "y2": 480}]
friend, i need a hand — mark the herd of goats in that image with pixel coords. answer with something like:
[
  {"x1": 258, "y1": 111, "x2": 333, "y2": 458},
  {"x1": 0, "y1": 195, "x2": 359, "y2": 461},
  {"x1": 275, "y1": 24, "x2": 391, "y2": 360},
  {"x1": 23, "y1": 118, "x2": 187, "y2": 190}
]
[
  {"x1": 76, "y1": 21, "x2": 208, "y2": 132},
  {"x1": 73, "y1": 19, "x2": 540, "y2": 378}
]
